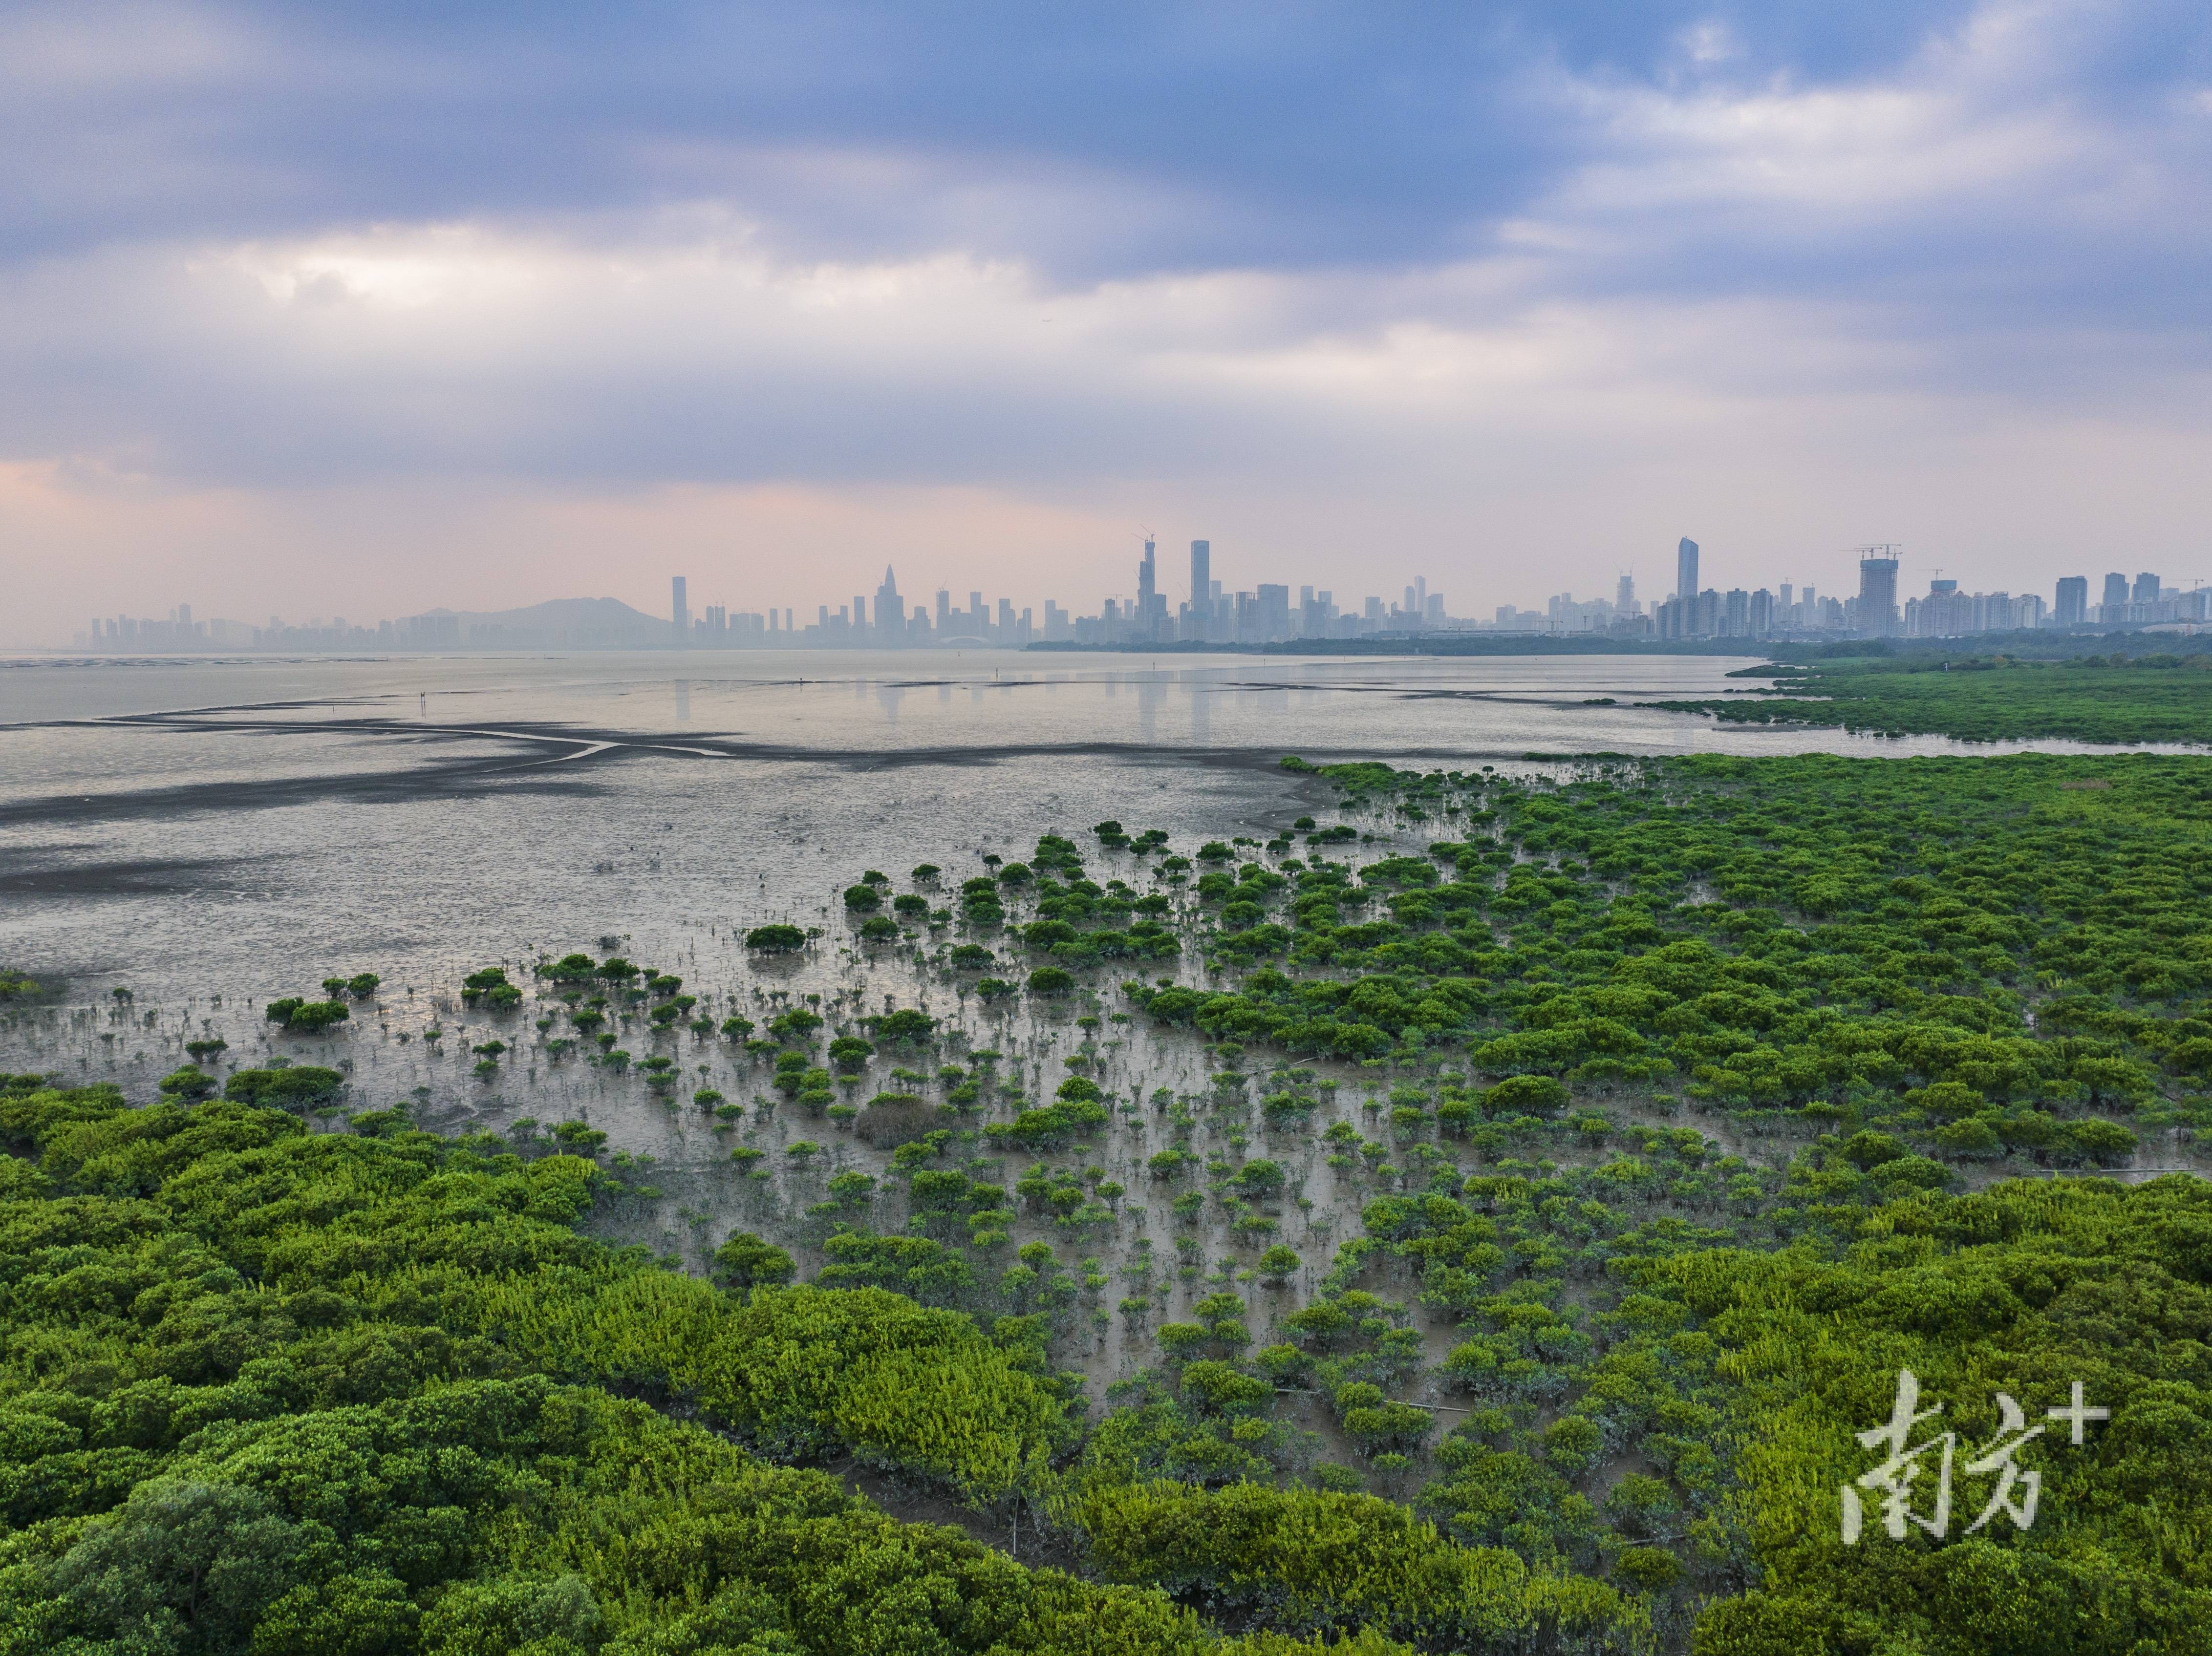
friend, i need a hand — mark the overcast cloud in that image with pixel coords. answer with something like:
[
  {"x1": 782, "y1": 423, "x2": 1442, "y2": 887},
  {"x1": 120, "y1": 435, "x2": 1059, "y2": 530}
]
[{"x1": 2, "y1": 0, "x2": 2208, "y2": 641}]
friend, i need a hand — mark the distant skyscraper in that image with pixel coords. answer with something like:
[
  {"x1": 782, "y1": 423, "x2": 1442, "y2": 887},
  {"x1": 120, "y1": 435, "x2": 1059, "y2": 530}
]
[
  {"x1": 1724, "y1": 588, "x2": 1749, "y2": 637},
  {"x1": 874, "y1": 567, "x2": 903, "y2": 639},
  {"x1": 2133, "y1": 572, "x2": 2161, "y2": 604},
  {"x1": 2103, "y1": 573, "x2": 2129, "y2": 611},
  {"x1": 1189, "y1": 541, "x2": 1210, "y2": 610},
  {"x1": 2055, "y1": 576, "x2": 2087, "y2": 626},
  {"x1": 1857, "y1": 554, "x2": 1900, "y2": 637},
  {"x1": 671, "y1": 576, "x2": 688, "y2": 646},
  {"x1": 1615, "y1": 573, "x2": 1635, "y2": 614},
  {"x1": 1676, "y1": 538, "x2": 1699, "y2": 603}
]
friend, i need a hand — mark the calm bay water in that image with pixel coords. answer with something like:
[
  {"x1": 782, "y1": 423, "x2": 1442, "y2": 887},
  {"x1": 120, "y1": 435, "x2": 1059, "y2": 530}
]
[{"x1": 8, "y1": 646, "x2": 2148, "y2": 995}]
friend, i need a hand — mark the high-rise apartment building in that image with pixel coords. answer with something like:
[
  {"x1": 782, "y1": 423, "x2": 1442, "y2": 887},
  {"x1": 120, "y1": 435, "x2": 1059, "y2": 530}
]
[
  {"x1": 670, "y1": 576, "x2": 688, "y2": 646},
  {"x1": 1676, "y1": 538, "x2": 1699, "y2": 603},
  {"x1": 1912, "y1": 579, "x2": 1970, "y2": 637},
  {"x1": 1615, "y1": 573, "x2": 1635, "y2": 614},
  {"x1": 2103, "y1": 573, "x2": 2129, "y2": 611},
  {"x1": 1857, "y1": 554, "x2": 1900, "y2": 637},
  {"x1": 2055, "y1": 576, "x2": 2087, "y2": 626},
  {"x1": 2133, "y1": 572, "x2": 2161, "y2": 605}
]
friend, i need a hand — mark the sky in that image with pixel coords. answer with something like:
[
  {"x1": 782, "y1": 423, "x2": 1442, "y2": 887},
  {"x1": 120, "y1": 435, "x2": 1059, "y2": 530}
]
[{"x1": 2, "y1": 0, "x2": 2209, "y2": 642}]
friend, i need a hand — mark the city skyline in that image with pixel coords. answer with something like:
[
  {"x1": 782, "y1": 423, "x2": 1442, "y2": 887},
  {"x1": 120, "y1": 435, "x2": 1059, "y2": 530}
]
[{"x1": 70, "y1": 539, "x2": 2210, "y2": 653}]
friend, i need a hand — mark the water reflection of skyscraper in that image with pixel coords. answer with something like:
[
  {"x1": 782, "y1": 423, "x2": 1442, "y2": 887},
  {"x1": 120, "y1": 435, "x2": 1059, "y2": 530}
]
[
  {"x1": 674, "y1": 680, "x2": 690, "y2": 723},
  {"x1": 875, "y1": 679, "x2": 905, "y2": 723},
  {"x1": 1137, "y1": 671, "x2": 1164, "y2": 745}
]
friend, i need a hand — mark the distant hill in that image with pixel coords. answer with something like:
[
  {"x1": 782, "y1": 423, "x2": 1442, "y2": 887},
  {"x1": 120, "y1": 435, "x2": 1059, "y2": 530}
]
[{"x1": 393, "y1": 596, "x2": 668, "y2": 647}]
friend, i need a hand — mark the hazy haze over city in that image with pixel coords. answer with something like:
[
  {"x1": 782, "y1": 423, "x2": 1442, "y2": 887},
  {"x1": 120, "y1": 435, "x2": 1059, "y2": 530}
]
[{"x1": 3, "y1": 0, "x2": 2209, "y2": 644}]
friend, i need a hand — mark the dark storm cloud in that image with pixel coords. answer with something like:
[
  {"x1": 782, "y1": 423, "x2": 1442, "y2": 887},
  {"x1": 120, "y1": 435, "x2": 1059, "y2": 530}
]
[{"x1": 2, "y1": 0, "x2": 2040, "y2": 277}]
